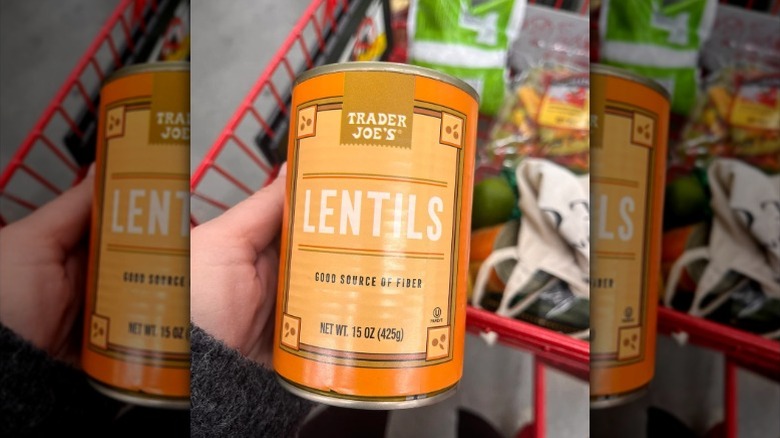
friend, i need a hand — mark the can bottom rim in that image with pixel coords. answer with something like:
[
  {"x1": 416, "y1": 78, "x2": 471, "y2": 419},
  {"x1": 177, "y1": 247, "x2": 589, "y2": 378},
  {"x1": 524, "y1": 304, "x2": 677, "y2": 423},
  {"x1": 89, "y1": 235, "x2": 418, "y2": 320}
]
[
  {"x1": 88, "y1": 378, "x2": 190, "y2": 410},
  {"x1": 590, "y1": 386, "x2": 648, "y2": 409},
  {"x1": 276, "y1": 375, "x2": 458, "y2": 410}
]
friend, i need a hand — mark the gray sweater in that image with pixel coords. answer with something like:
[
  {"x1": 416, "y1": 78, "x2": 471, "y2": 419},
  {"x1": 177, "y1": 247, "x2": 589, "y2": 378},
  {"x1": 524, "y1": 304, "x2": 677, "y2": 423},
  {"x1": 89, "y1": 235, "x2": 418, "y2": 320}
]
[
  {"x1": 190, "y1": 325, "x2": 314, "y2": 437},
  {"x1": 0, "y1": 323, "x2": 123, "y2": 436},
  {"x1": 0, "y1": 323, "x2": 313, "y2": 437}
]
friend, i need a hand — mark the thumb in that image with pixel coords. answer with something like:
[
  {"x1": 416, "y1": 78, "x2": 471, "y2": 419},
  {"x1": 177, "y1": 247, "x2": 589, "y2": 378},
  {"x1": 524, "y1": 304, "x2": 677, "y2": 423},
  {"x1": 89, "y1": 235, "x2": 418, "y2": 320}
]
[
  {"x1": 24, "y1": 164, "x2": 95, "y2": 251},
  {"x1": 207, "y1": 164, "x2": 287, "y2": 254}
]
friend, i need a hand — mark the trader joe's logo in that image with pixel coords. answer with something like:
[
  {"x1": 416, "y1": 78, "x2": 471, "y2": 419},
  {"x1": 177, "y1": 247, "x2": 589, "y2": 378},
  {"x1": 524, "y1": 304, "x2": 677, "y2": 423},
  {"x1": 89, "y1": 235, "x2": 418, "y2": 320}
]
[{"x1": 341, "y1": 71, "x2": 414, "y2": 148}]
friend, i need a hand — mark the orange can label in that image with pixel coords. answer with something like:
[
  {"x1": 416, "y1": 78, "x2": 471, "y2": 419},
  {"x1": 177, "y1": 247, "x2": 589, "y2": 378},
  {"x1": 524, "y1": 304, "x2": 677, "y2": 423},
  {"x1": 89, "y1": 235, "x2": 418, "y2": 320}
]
[
  {"x1": 590, "y1": 68, "x2": 669, "y2": 399},
  {"x1": 274, "y1": 66, "x2": 477, "y2": 403},
  {"x1": 82, "y1": 64, "x2": 190, "y2": 400}
]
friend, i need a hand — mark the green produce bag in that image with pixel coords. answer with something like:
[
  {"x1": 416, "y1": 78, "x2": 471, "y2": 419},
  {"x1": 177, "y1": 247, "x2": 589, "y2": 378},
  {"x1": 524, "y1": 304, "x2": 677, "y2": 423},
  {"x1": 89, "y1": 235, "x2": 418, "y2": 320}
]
[
  {"x1": 408, "y1": 0, "x2": 527, "y2": 116},
  {"x1": 599, "y1": 0, "x2": 718, "y2": 114}
]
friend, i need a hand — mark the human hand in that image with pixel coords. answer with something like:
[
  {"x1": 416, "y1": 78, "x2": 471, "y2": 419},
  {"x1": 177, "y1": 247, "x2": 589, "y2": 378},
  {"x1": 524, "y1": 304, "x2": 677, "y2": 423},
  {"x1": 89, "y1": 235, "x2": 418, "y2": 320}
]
[
  {"x1": 190, "y1": 165, "x2": 287, "y2": 368},
  {"x1": 0, "y1": 167, "x2": 94, "y2": 364}
]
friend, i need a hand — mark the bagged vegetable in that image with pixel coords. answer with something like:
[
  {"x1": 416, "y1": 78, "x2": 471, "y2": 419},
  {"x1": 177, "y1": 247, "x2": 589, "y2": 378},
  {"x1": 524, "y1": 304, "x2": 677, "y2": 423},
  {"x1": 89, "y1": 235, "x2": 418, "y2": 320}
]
[
  {"x1": 407, "y1": 0, "x2": 526, "y2": 115},
  {"x1": 484, "y1": 64, "x2": 589, "y2": 174},
  {"x1": 677, "y1": 69, "x2": 780, "y2": 174},
  {"x1": 598, "y1": 0, "x2": 718, "y2": 114}
]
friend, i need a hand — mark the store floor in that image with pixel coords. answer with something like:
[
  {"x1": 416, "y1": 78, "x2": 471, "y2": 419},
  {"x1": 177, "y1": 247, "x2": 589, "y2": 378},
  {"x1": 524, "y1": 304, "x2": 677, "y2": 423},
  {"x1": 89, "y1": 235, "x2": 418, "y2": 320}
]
[{"x1": 190, "y1": 0, "x2": 310, "y2": 171}]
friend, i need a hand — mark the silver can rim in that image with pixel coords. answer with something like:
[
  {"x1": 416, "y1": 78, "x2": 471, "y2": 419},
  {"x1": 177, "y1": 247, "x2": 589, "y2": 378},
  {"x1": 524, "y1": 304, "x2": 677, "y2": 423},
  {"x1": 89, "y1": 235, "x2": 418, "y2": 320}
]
[
  {"x1": 277, "y1": 375, "x2": 458, "y2": 410},
  {"x1": 293, "y1": 61, "x2": 480, "y2": 102},
  {"x1": 88, "y1": 378, "x2": 190, "y2": 409},
  {"x1": 590, "y1": 385, "x2": 648, "y2": 409},
  {"x1": 105, "y1": 61, "x2": 189, "y2": 85},
  {"x1": 591, "y1": 63, "x2": 671, "y2": 102}
]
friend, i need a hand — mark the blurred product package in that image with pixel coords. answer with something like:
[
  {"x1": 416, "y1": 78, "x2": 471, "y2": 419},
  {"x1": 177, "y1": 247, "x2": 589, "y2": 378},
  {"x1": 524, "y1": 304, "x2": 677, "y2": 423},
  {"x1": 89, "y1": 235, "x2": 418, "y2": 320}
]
[
  {"x1": 508, "y1": 3, "x2": 590, "y2": 72},
  {"x1": 598, "y1": 0, "x2": 718, "y2": 115},
  {"x1": 407, "y1": 0, "x2": 527, "y2": 116},
  {"x1": 677, "y1": 69, "x2": 780, "y2": 174},
  {"x1": 699, "y1": 3, "x2": 780, "y2": 73},
  {"x1": 335, "y1": 0, "x2": 393, "y2": 62},
  {"x1": 485, "y1": 65, "x2": 589, "y2": 173},
  {"x1": 149, "y1": 0, "x2": 191, "y2": 62}
]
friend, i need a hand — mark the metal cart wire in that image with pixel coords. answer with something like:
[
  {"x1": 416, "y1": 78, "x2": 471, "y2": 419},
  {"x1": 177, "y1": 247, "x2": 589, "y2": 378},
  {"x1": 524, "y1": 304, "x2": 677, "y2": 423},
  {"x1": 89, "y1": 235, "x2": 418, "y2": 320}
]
[{"x1": 0, "y1": 0, "x2": 183, "y2": 226}]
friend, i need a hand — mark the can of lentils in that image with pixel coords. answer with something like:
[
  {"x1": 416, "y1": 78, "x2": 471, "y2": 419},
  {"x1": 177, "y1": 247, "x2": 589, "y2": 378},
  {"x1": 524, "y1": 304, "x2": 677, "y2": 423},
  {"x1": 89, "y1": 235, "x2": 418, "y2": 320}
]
[
  {"x1": 590, "y1": 64, "x2": 670, "y2": 408},
  {"x1": 82, "y1": 62, "x2": 190, "y2": 408},
  {"x1": 273, "y1": 62, "x2": 478, "y2": 408}
]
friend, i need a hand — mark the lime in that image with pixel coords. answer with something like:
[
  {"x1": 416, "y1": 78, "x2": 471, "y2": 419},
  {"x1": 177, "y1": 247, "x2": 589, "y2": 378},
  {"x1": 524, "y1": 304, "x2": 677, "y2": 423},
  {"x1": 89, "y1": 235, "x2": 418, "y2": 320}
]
[
  {"x1": 472, "y1": 177, "x2": 516, "y2": 229},
  {"x1": 663, "y1": 174, "x2": 709, "y2": 229}
]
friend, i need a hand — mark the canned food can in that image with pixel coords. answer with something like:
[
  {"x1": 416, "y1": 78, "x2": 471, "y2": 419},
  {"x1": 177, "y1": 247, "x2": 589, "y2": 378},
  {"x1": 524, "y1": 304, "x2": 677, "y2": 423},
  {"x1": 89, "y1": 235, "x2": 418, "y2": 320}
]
[
  {"x1": 82, "y1": 62, "x2": 190, "y2": 408},
  {"x1": 590, "y1": 64, "x2": 671, "y2": 408},
  {"x1": 273, "y1": 62, "x2": 478, "y2": 408}
]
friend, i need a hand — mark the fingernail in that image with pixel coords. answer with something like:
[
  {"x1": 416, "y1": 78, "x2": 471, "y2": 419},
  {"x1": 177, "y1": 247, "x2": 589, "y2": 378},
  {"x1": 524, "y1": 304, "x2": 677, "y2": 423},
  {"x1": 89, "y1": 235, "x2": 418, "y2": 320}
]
[
  {"x1": 278, "y1": 162, "x2": 288, "y2": 177},
  {"x1": 87, "y1": 163, "x2": 96, "y2": 177}
]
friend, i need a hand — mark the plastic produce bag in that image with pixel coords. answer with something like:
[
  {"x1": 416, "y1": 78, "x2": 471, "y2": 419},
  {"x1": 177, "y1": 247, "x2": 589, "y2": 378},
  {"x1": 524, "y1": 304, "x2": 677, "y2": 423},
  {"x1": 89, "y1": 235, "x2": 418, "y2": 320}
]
[
  {"x1": 677, "y1": 69, "x2": 780, "y2": 174},
  {"x1": 484, "y1": 64, "x2": 589, "y2": 174}
]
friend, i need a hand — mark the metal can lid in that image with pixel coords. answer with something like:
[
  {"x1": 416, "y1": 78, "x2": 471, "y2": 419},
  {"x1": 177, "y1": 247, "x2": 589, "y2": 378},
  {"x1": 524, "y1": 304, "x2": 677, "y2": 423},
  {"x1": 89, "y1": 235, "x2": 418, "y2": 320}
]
[
  {"x1": 104, "y1": 61, "x2": 189, "y2": 85},
  {"x1": 294, "y1": 61, "x2": 480, "y2": 102},
  {"x1": 591, "y1": 63, "x2": 671, "y2": 102}
]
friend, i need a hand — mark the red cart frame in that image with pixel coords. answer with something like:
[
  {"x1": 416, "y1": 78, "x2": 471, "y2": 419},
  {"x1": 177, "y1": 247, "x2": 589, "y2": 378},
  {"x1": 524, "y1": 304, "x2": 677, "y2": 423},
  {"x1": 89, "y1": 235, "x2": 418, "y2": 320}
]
[{"x1": 0, "y1": 0, "x2": 184, "y2": 226}]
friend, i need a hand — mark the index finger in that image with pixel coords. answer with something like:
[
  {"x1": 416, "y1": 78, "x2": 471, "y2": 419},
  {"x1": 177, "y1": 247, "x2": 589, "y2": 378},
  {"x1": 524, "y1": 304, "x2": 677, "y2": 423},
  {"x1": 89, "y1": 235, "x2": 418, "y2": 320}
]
[{"x1": 17, "y1": 167, "x2": 95, "y2": 251}]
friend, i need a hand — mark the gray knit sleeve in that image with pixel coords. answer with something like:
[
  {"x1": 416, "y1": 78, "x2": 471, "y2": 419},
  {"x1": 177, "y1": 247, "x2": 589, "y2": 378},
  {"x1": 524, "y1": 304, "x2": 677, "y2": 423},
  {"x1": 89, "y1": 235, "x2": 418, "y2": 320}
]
[
  {"x1": 190, "y1": 324, "x2": 315, "y2": 438},
  {"x1": 0, "y1": 323, "x2": 123, "y2": 437}
]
